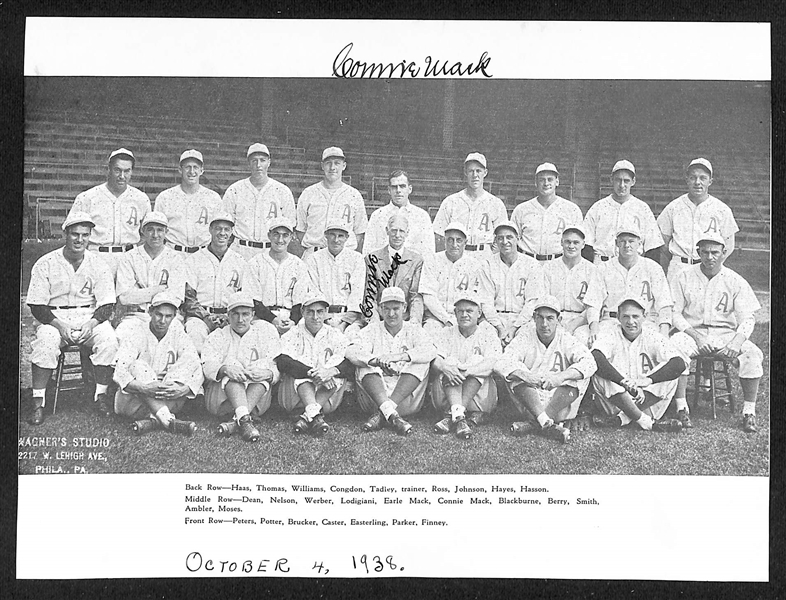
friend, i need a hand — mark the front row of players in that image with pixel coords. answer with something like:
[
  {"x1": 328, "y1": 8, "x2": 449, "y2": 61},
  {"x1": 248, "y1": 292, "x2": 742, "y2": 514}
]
[{"x1": 26, "y1": 213, "x2": 764, "y2": 439}]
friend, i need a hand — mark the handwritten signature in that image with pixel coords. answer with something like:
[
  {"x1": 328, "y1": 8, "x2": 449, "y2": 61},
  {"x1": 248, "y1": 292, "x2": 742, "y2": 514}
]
[{"x1": 359, "y1": 253, "x2": 410, "y2": 318}]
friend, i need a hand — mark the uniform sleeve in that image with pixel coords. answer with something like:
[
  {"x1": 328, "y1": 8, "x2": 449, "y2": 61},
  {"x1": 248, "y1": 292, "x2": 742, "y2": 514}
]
[
  {"x1": 168, "y1": 331, "x2": 204, "y2": 395},
  {"x1": 482, "y1": 324, "x2": 503, "y2": 360},
  {"x1": 282, "y1": 185, "x2": 296, "y2": 223},
  {"x1": 115, "y1": 254, "x2": 137, "y2": 298},
  {"x1": 492, "y1": 197, "x2": 509, "y2": 229},
  {"x1": 346, "y1": 254, "x2": 366, "y2": 313},
  {"x1": 650, "y1": 262, "x2": 674, "y2": 324},
  {"x1": 513, "y1": 264, "x2": 543, "y2": 328},
  {"x1": 582, "y1": 204, "x2": 599, "y2": 247},
  {"x1": 432, "y1": 198, "x2": 451, "y2": 236},
  {"x1": 304, "y1": 253, "x2": 321, "y2": 292},
  {"x1": 732, "y1": 277, "x2": 761, "y2": 337},
  {"x1": 408, "y1": 257, "x2": 425, "y2": 324},
  {"x1": 477, "y1": 260, "x2": 502, "y2": 329},
  {"x1": 152, "y1": 190, "x2": 165, "y2": 212},
  {"x1": 656, "y1": 203, "x2": 674, "y2": 238},
  {"x1": 364, "y1": 210, "x2": 385, "y2": 255},
  {"x1": 568, "y1": 201, "x2": 584, "y2": 225},
  {"x1": 68, "y1": 191, "x2": 89, "y2": 217},
  {"x1": 292, "y1": 261, "x2": 311, "y2": 305},
  {"x1": 259, "y1": 325, "x2": 281, "y2": 384},
  {"x1": 113, "y1": 339, "x2": 141, "y2": 391},
  {"x1": 346, "y1": 325, "x2": 375, "y2": 366},
  {"x1": 415, "y1": 209, "x2": 436, "y2": 257},
  {"x1": 296, "y1": 189, "x2": 309, "y2": 232},
  {"x1": 244, "y1": 261, "x2": 263, "y2": 302},
  {"x1": 582, "y1": 263, "x2": 604, "y2": 313},
  {"x1": 324, "y1": 330, "x2": 350, "y2": 369},
  {"x1": 671, "y1": 271, "x2": 691, "y2": 332},
  {"x1": 92, "y1": 259, "x2": 116, "y2": 306},
  {"x1": 221, "y1": 183, "x2": 237, "y2": 217},
  {"x1": 641, "y1": 205, "x2": 665, "y2": 252},
  {"x1": 201, "y1": 329, "x2": 227, "y2": 382},
  {"x1": 26, "y1": 256, "x2": 52, "y2": 305},
  {"x1": 565, "y1": 336, "x2": 596, "y2": 378},
  {"x1": 167, "y1": 258, "x2": 188, "y2": 304},
  {"x1": 353, "y1": 191, "x2": 368, "y2": 235},
  {"x1": 406, "y1": 325, "x2": 437, "y2": 364},
  {"x1": 494, "y1": 334, "x2": 529, "y2": 379}
]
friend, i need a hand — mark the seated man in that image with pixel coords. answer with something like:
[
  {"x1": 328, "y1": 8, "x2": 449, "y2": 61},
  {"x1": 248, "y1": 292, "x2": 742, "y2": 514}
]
[
  {"x1": 247, "y1": 216, "x2": 310, "y2": 336},
  {"x1": 361, "y1": 213, "x2": 424, "y2": 323},
  {"x1": 276, "y1": 293, "x2": 354, "y2": 436},
  {"x1": 346, "y1": 287, "x2": 437, "y2": 435},
  {"x1": 26, "y1": 212, "x2": 118, "y2": 424},
  {"x1": 431, "y1": 291, "x2": 502, "y2": 440},
  {"x1": 115, "y1": 211, "x2": 187, "y2": 344},
  {"x1": 201, "y1": 292, "x2": 280, "y2": 442},
  {"x1": 669, "y1": 232, "x2": 764, "y2": 433},
  {"x1": 113, "y1": 292, "x2": 203, "y2": 436},
  {"x1": 494, "y1": 296, "x2": 597, "y2": 443},
  {"x1": 591, "y1": 298, "x2": 686, "y2": 433}
]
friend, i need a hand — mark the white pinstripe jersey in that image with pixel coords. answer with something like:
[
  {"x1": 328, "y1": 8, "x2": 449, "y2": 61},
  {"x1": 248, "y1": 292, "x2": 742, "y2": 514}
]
[
  {"x1": 420, "y1": 252, "x2": 484, "y2": 321},
  {"x1": 304, "y1": 247, "x2": 365, "y2": 310},
  {"x1": 280, "y1": 321, "x2": 349, "y2": 370},
  {"x1": 69, "y1": 183, "x2": 151, "y2": 246},
  {"x1": 296, "y1": 182, "x2": 368, "y2": 251},
  {"x1": 27, "y1": 248, "x2": 115, "y2": 309},
  {"x1": 477, "y1": 253, "x2": 542, "y2": 328},
  {"x1": 223, "y1": 177, "x2": 296, "y2": 244},
  {"x1": 599, "y1": 257, "x2": 673, "y2": 323},
  {"x1": 593, "y1": 323, "x2": 679, "y2": 380},
  {"x1": 154, "y1": 184, "x2": 223, "y2": 248},
  {"x1": 116, "y1": 246, "x2": 187, "y2": 310},
  {"x1": 538, "y1": 257, "x2": 603, "y2": 314},
  {"x1": 510, "y1": 196, "x2": 583, "y2": 255},
  {"x1": 657, "y1": 194, "x2": 739, "y2": 260},
  {"x1": 583, "y1": 195, "x2": 664, "y2": 257},
  {"x1": 184, "y1": 247, "x2": 252, "y2": 309},
  {"x1": 247, "y1": 250, "x2": 310, "y2": 308},
  {"x1": 201, "y1": 320, "x2": 281, "y2": 382},
  {"x1": 432, "y1": 189, "x2": 508, "y2": 248},
  {"x1": 435, "y1": 321, "x2": 502, "y2": 367}
]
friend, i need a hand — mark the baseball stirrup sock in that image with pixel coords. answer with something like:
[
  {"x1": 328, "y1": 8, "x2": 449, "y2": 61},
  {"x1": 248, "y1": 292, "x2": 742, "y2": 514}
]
[
  {"x1": 674, "y1": 397, "x2": 689, "y2": 412},
  {"x1": 155, "y1": 406, "x2": 174, "y2": 427},
  {"x1": 94, "y1": 383, "x2": 108, "y2": 400},
  {"x1": 536, "y1": 412, "x2": 550, "y2": 428},
  {"x1": 636, "y1": 413, "x2": 653, "y2": 430},
  {"x1": 33, "y1": 388, "x2": 46, "y2": 407},
  {"x1": 450, "y1": 405, "x2": 466, "y2": 421},
  {"x1": 618, "y1": 412, "x2": 633, "y2": 426},
  {"x1": 304, "y1": 403, "x2": 321, "y2": 420},
  {"x1": 379, "y1": 400, "x2": 398, "y2": 420},
  {"x1": 234, "y1": 405, "x2": 250, "y2": 421},
  {"x1": 743, "y1": 401, "x2": 756, "y2": 416}
]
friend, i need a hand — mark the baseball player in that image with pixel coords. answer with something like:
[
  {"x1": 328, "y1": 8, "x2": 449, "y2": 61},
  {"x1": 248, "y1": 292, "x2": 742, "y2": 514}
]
[
  {"x1": 153, "y1": 149, "x2": 223, "y2": 255},
  {"x1": 201, "y1": 292, "x2": 281, "y2": 442},
  {"x1": 222, "y1": 143, "x2": 297, "y2": 261},
  {"x1": 113, "y1": 292, "x2": 202, "y2": 437},
  {"x1": 115, "y1": 211, "x2": 187, "y2": 344},
  {"x1": 657, "y1": 158, "x2": 739, "y2": 286},
  {"x1": 276, "y1": 293, "x2": 354, "y2": 436},
  {"x1": 536, "y1": 225, "x2": 603, "y2": 345},
  {"x1": 364, "y1": 170, "x2": 435, "y2": 260},
  {"x1": 246, "y1": 216, "x2": 310, "y2": 336},
  {"x1": 582, "y1": 160, "x2": 664, "y2": 263},
  {"x1": 510, "y1": 163, "x2": 583, "y2": 261},
  {"x1": 303, "y1": 219, "x2": 365, "y2": 331},
  {"x1": 420, "y1": 221, "x2": 489, "y2": 334},
  {"x1": 431, "y1": 291, "x2": 502, "y2": 440},
  {"x1": 361, "y1": 213, "x2": 425, "y2": 324},
  {"x1": 183, "y1": 212, "x2": 254, "y2": 354},
  {"x1": 346, "y1": 287, "x2": 437, "y2": 436},
  {"x1": 26, "y1": 212, "x2": 118, "y2": 424},
  {"x1": 432, "y1": 152, "x2": 508, "y2": 257},
  {"x1": 68, "y1": 148, "x2": 151, "y2": 276},
  {"x1": 591, "y1": 298, "x2": 686, "y2": 433},
  {"x1": 494, "y1": 296, "x2": 597, "y2": 443},
  {"x1": 669, "y1": 232, "x2": 764, "y2": 433},
  {"x1": 476, "y1": 221, "x2": 543, "y2": 346},
  {"x1": 295, "y1": 146, "x2": 368, "y2": 255}
]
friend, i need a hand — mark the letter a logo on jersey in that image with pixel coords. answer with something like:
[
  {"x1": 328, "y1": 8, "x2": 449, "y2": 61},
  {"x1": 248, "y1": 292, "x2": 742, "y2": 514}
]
[
  {"x1": 705, "y1": 217, "x2": 719, "y2": 234},
  {"x1": 126, "y1": 207, "x2": 138, "y2": 226},
  {"x1": 578, "y1": 281, "x2": 588, "y2": 301},
  {"x1": 715, "y1": 292, "x2": 729, "y2": 313},
  {"x1": 250, "y1": 348, "x2": 259, "y2": 362},
  {"x1": 479, "y1": 213, "x2": 490, "y2": 232},
  {"x1": 228, "y1": 271, "x2": 240, "y2": 290},
  {"x1": 197, "y1": 208, "x2": 209, "y2": 225},
  {"x1": 516, "y1": 278, "x2": 527, "y2": 297},
  {"x1": 164, "y1": 351, "x2": 176, "y2": 371},
  {"x1": 267, "y1": 204, "x2": 278, "y2": 220},
  {"x1": 159, "y1": 269, "x2": 169, "y2": 286},
  {"x1": 286, "y1": 277, "x2": 297, "y2": 301},
  {"x1": 640, "y1": 353, "x2": 654, "y2": 374},
  {"x1": 341, "y1": 272, "x2": 351, "y2": 292},
  {"x1": 457, "y1": 274, "x2": 469, "y2": 291},
  {"x1": 553, "y1": 218, "x2": 566, "y2": 235},
  {"x1": 341, "y1": 204, "x2": 351, "y2": 223},
  {"x1": 550, "y1": 352, "x2": 565, "y2": 373},
  {"x1": 640, "y1": 281, "x2": 653, "y2": 303},
  {"x1": 324, "y1": 348, "x2": 334, "y2": 363},
  {"x1": 78, "y1": 278, "x2": 94, "y2": 296}
]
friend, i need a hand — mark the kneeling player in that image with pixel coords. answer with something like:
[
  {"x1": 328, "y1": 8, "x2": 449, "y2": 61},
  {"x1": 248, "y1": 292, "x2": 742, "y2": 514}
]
[
  {"x1": 276, "y1": 293, "x2": 354, "y2": 436},
  {"x1": 346, "y1": 287, "x2": 437, "y2": 435},
  {"x1": 113, "y1": 292, "x2": 203, "y2": 436},
  {"x1": 201, "y1": 293, "x2": 280, "y2": 442},
  {"x1": 494, "y1": 296, "x2": 597, "y2": 443},
  {"x1": 591, "y1": 298, "x2": 685, "y2": 432},
  {"x1": 431, "y1": 291, "x2": 502, "y2": 439}
]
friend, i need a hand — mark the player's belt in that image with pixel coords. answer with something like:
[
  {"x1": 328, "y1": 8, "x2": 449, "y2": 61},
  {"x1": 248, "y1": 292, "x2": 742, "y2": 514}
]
[
  {"x1": 207, "y1": 307, "x2": 228, "y2": 314},
  {"x1": 498, "y1": 310, "x2": 518, "y2": 314},
  {"x1": 328, "y1": 305, "x2": 347, "y2": 314},
  {"x1": 597, "y1": 255, "x2": 611, "y2": 262},
  {"x1": 464, "y1": 244, "x2": 487, "y2": 251},
  {"x1": 680, "y1": 257, "x2": 701, "y2": 264},
  {"x1": 524, "y1": 251, "x2": 562, "y2": 261},
  {"x1": 237, "y1": 239, "x2": 271, "y2": 249},
  {"x1": 166, "y1": 241, "x2": 202, "y2": 253},
  {"x1": 97, "y1": 244, "x2": 134, "y2": 253},
  {"x1": 48, "y1": 304, "x2": 93, "y2": 310}
]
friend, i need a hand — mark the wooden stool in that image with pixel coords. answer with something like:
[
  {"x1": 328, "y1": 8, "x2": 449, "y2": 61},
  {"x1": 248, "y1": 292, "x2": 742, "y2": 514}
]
[
  {"x1": 691, "y1": 355, "x2": 735, "y2": 419},
  {"x1": 52, "y1": 344, "x2": 93, "y2": 414}
]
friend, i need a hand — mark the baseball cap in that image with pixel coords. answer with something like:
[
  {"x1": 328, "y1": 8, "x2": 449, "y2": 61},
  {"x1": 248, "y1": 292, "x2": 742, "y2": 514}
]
[
  {"x1": 452, "y1": 290, "x2": 481, "y2": 308},
  {"x1": 696, "y1": 231, "x2": 726, "y2": 248},
  {"x1": 210, "y1": 211, "x2": 235, "y2": 226},
  {"x1": 611, "y1": 160, "x2": 636, "y2": 176},
  {"x1": 302, "y1": 292, "x2": 330, "y2": 309},
  {"x1": 322, "y1": 147, "x2": 345, "y2": 161},
  {"x1": 615, "y1": 222, "x2": 642, "y2": 238},
  {"x1": 444, "y1": 221, "x2": 468, "y2": 237},
  {"x1": 380, "y1": 287, "x2": 406, "y2": 305},
  {"x1": 617, "y1": 297, "x2": 646, "y2": 313},
  {"x1": 179, "y1": 149, "x2": 203, "y2": 165},
  {"x1": 464, "y1": 152, "x2": 487, "y2": 169},
  {"x1": 533, "y1": 295, "x2": 562, "y2": 314},
  {"x1": 267, "y1": 216, "x2": 294, "y2": 233},
  {"x1": 141, "y1": 211, "x2": 169, "y2": 228},
  {"x1": 109, "y1": 148, "x2": 135, "y2": 165},
  {"x1": 535, "y1": 162, "x2": 559, "y2": 176},
  {"x1": 562, "y1": 225, "x2": 586, "y2": 239},
  {"x1": 687, "y1": 158, "x2": 713, "y2": 176},
  {"x1": 324, "y1": 219, "x2": 350, "y2": 234},
  {"x1": 150, "y1": 291, "x2": 181, "y2": 309},
  {"x1": 61, "y1": 211, "x2": 96, "y2": 231},
  {"x1": 227, "y1": 292, "x2": 255, "y2": 312},
  {"x1": 247, "y1": 143, "x2": 270, "y2": 158},
  {"x1": 494, "y1": 220, "x2": 519, "y2": 237}
]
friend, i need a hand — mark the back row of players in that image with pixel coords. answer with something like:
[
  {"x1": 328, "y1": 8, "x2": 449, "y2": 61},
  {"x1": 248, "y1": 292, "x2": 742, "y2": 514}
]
[{"x1": 25, "y1": 145, "x2": 763, "y2": 441}]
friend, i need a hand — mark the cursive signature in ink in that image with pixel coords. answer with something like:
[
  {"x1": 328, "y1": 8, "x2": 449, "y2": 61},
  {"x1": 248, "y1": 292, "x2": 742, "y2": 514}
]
[{"x1": 359, "y1": 253, "x2": 410, "y2": 318}]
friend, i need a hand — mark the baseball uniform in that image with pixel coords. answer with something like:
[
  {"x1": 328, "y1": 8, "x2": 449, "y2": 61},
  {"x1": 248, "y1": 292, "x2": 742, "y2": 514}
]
[
  {"x1": 477, "y1": 253, "x2": 543, "y2": 330},
  {"x1": 201, "y1": 320, "x2": 281, "y2": 416},
  {"x1": 364, "y1": 202, "x2": 436, "y2": 260},
  {"x1": 537, "y1": 256, "x2": 603, "y2": 336},
  {"x1": 247, "y1": 250, "x2": 310, "y2": 322},
  {"x1": 511, "y1": 196, "x2": 583, "y2": 258},
  {"x1": 420, "y1": 251, "x2": 487, "y2": 332},
  {"x1": 657, "y1": 194, "x2": 739, "y2": 285},
  {"x1": 495, "y1": 322, "x2": 596, "y2": 422},
  {"x1": 592, "y1": 322, "x2": 682, "y2": 420},
  {"x1": 361, "y1": 246, "x2": 424, "y2": 323},
  {"x1": 583, "y1": 195, "x2": 664, "y2": 261},
  {"x1": 304, "y1": 247, "x2": 365, "y2": 325},
  {"x1": 432, "y1": 189, "x2": 508, "y2": 256},
  {"x1": 296, "y1": 181, "x2": 368, "y2": 252},
  {"x1": 670, "y1": 265, "x2": 763, "y2": 378},
  {"x1": 68, "y1": 183, "x2": 151, "y2": 275},
  {"x1": 154, "y1": 184, "x2": 223, "y2": 252},
  {"x1": 27, "y1": 247, "x2": 118, "y2": 370},
  {"x1": 113, "y1": 319, "x2": 203, "y2": 418},
  {"x1": 597, "y1": 257, "x2": 674, "y2": 329},
  {"x1": 223, "y1": 177, "x2": 297, "y2": 260},
  {"x1": 276, "y1": 321, "x2": 351, "y2": 414},
  {"x1": 430, "y1": 321, "x2": 502, "y2": 415},
  {"x1": 348, "y1": 320, "x2": 437, "y2": 417}
]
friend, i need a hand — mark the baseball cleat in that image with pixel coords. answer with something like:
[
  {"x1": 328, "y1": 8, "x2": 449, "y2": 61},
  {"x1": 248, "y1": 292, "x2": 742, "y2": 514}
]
[
  {"x1": 362, "y1": 412, "x2": 385, "y2": 432},
  {"x1": 592, "y1": 414, "x2": 623, "y2": 428},
  {"x1": 293, "y1": 417, "x2": 310, "y2": 434},
  {"x1": 567, "y1": 414, "x2": 592, "y2": 432},
  {"x1": 238, "y1": 415, "x2": 260, "y2": 442},
  {"x1": 676, "y1": 409, "x2": 693, "y2": 428},
  {"x1": 95, "y1": 393, "x2": 113, "y2": 417},
  {"x1": 466, "y1": 411, "x2": 486, "y2": 427},
  {"x1": 388, "y1": 414, "x2": 413, "y2": 436},
  {"x1": 510, "y1": 421, "x2": 534, "y2": 435},
  {"x1": 455, "y1": 418, "x2": 473, "y2": 440},
  {"x1": 169, "y1": 418, "x2": 197, "y2": 437},
  {"x1": 132, "y1": 416, "x2": 159, "y2": 436},
  {"x1": 541, "y1": 422, "x2": 571, "y2": 444},
  {"x1": 216, "y1": 420, "x2": 239, "y2": 437},
  {"x1": 652, "y1": 418, "x2": 683, "y2": 433},
  {"x1": 742, "y1": 414, "x2": 757, "y2": 434},
  {"x1": 29, "y1": 406, "x2": 45, "y2": 426},
  {"x1": 311, "y1": 414, "x2": 330, "y2": 436},
  {"x1": 433, "y1": 417, "x2": 452, "y2": 434}
]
